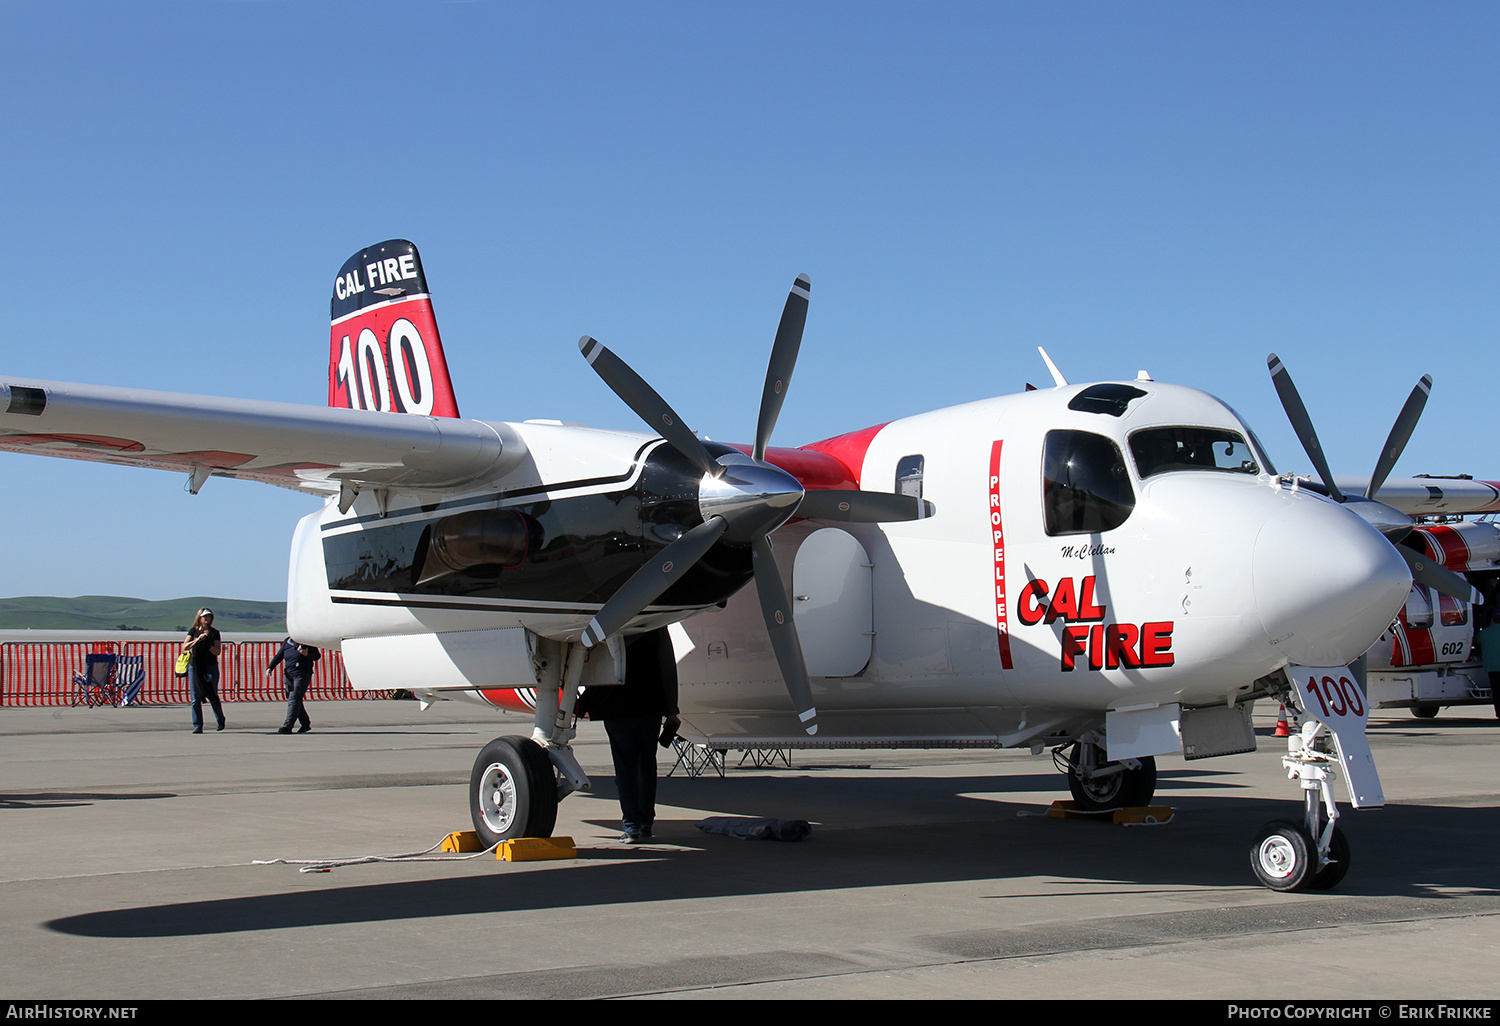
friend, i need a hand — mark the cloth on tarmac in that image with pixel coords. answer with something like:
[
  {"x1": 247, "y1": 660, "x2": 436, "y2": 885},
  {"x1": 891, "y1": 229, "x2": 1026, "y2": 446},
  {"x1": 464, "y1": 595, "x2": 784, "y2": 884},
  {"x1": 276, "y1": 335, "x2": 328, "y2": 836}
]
[{"x1": 695, "y1": 816, "x2": 812, "y2": 841}]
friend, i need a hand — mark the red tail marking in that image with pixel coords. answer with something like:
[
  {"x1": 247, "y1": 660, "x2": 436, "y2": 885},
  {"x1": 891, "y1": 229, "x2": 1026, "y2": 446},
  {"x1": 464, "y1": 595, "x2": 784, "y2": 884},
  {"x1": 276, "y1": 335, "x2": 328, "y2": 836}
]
[{"x1": 330, "y1": 296, "x2": 460, "y2": 418}]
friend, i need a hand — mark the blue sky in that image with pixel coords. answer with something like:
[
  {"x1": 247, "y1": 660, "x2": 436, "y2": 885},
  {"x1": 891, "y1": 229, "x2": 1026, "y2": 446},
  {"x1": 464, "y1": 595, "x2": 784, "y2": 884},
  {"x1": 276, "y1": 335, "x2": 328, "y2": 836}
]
[{"x1": 2, "y1": 2, "x2": 1496, "y2": 601}]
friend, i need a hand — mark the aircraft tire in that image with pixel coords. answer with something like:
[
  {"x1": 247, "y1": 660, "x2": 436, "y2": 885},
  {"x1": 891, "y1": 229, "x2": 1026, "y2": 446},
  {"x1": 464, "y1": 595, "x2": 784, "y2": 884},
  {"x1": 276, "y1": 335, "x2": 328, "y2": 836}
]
[
  {"x1": 469, "y1": 736, "x2": 559, "y2": 846},
  {"x1": 1411, "y1": 703, "x2": 1440, "y2": 719},
  {"x1": 1250, "y1": 819, "x2": 1315, "y2": 891},
  {"x1": 1068, "y1": 755, "x2": 1156, "y2": 811},
  {"x1": 1307, "y1": 826, "x2": 1350, "y2": 891}
]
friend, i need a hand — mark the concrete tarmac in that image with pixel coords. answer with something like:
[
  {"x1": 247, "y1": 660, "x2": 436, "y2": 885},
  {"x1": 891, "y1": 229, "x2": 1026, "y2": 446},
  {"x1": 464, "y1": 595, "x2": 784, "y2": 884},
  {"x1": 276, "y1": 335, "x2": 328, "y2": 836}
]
[{"x1": 2, "y1": 698, "x2": 1498, "y2": 1001}]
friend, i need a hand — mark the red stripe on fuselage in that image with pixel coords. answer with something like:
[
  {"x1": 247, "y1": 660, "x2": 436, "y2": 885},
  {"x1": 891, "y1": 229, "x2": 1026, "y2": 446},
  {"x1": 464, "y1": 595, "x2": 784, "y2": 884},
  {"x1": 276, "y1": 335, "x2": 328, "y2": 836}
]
[
  {"x1": 722, "y1": 423, "x2": 887, "y2": 492},
  {"x1": 478, "y1": 688, "x2": 536, "y2": 712},
  {"x1": 1420, "y1": 525, "x2": 1472, "y2": 571},
  {"x1": 725, "y1": 444, "x2": 860, "y2": 490},
  {"x1": 1465, "y1": 483, "x2": 1500, "y2": 514},
  {"x1": 1393, "y1": 609, "x2": 1435, "y2": 667},
  {"x1": 1406, "y1": 627, "x2": 1436, "y2": 666},
  {"x1": 990, "y1": 440, "x2": 1014, "y2": 670},
  {"x1": 798, "y1": 423, "x2": 889, "y2": 489}
]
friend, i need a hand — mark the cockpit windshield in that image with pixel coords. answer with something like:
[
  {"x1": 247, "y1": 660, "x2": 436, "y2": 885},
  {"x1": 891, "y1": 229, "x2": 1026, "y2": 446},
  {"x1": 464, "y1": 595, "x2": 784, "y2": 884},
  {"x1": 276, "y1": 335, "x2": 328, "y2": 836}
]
[{"x1": 1129, "y1": 427, "x2": 1260, "y2": 479}]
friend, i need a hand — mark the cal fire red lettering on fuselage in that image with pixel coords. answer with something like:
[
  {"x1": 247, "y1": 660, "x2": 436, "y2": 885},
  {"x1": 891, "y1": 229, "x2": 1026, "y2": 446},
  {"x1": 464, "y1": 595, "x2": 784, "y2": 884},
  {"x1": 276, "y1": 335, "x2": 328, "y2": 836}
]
[{"x1": 1016, "y1": 574, "x2": 1175, "y2": 671}]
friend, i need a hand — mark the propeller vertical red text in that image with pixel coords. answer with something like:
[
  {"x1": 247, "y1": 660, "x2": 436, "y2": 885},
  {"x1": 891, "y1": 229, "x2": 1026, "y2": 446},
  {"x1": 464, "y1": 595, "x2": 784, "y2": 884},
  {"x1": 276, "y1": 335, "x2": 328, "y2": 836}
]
[{"x1": 990, "y1": 440, "x2": 1014, "y2": 669}]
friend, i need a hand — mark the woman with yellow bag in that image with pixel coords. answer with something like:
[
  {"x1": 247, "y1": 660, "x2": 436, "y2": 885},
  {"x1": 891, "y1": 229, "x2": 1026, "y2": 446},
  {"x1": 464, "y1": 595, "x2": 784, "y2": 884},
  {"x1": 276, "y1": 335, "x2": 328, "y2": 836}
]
[{"x1": 182, "y1": 608, "x2": 225, "y2": 734}]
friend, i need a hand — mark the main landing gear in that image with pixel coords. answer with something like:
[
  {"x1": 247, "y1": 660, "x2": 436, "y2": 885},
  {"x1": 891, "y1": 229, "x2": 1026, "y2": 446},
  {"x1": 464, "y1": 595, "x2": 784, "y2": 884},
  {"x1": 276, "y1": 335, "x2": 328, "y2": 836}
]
[
  {"x1": 468, "y1": 636, "x2": 594, "y2": 845},
  {"x1": 470, "y1": 736, "x2": 559, "y2": 846},
  {"x1": 1058, "y1": 738, "x2": 1157, "y2": 811}
]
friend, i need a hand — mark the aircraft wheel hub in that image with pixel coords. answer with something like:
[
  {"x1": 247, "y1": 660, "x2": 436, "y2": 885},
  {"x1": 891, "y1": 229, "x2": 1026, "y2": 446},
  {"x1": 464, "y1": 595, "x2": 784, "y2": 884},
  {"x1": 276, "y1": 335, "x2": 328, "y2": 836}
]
[
  {"x1": 1256, "y1": 834, "x2": 1297, "y2": 880},
  {"x1": 478, "y1": 760, "x2": 519, "y2": 834}
]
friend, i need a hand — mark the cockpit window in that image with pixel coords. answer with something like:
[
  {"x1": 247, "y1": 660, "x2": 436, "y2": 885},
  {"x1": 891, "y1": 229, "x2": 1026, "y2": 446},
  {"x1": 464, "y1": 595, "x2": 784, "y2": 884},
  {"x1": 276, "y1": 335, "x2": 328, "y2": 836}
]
[
  {"x1": 1043, "y1": 430, "x2": 1135, "y2": 536},
  {"x1": 1221, "y1": 401, "x2": 1278, "y2": 476},
  {"x1": 1403, "y1": 585, "x2": 1432, "y2": 629},
  {"x1": 1067, "y1": 383, "x2": 1147, "y2": 417},
  {"x1": 1129, "y1": 427, "x2": 1260, "y2": 479}
]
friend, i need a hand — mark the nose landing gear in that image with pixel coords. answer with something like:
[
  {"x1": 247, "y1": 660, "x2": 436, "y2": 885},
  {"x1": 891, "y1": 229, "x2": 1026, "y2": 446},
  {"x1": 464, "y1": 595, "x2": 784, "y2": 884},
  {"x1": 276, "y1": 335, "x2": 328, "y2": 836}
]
[
  {"x1": 1251, "y1": 666, "x2": 1376, "y2": 891},
  {"x1": 1250, "y1": 808, "x2": 1350, "y2": 892}
]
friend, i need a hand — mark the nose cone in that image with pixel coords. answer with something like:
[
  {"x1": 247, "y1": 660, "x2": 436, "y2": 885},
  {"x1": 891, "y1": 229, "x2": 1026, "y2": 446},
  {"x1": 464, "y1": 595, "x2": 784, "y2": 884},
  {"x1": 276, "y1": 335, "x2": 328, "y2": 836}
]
[
  {"x1": 1251, "y1": 496, "x2": 1411, "y2": 667},
  {"x1": 698, "y1": 460, "x2": 805, "y2": 542}
]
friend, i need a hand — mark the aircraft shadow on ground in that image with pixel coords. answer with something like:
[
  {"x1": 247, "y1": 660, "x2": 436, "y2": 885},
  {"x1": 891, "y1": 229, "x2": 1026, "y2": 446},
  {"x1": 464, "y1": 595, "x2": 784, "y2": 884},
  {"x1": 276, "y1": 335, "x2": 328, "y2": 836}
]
[
  {"x1": 620, "y1": 766, "x2": 1247, "y2": 814},
  {"x1": 1, "y1": 791, "x2": 177, "y2": 809},
  {"x1": 45, "y1": 775, "x2": 1500, "y2": 938}
]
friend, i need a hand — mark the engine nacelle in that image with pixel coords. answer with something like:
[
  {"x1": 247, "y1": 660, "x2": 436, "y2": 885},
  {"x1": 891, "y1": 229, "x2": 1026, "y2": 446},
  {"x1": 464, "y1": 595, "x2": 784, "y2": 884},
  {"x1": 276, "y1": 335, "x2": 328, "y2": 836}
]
[{"x1": 1409, "y1": 521, "x2": 1500, "y2": 572}]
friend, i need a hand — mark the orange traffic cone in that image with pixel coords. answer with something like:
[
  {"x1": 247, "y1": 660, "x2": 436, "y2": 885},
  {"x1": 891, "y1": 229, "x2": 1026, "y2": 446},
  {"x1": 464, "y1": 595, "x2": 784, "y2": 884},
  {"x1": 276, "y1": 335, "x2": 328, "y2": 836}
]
[{"x1": 1274, "y1": 705, "x2": 1290, "y2": 737}]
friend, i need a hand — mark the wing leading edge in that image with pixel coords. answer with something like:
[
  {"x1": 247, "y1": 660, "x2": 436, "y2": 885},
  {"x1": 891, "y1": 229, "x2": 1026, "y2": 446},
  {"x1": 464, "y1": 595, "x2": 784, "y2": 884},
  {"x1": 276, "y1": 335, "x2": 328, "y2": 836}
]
[
  {"x1": 0, "y1": 377, "x2": 525, "y2": 498},
  {"x1": 1333, "y1": 475, "x2": 1500, "y2": 517}
]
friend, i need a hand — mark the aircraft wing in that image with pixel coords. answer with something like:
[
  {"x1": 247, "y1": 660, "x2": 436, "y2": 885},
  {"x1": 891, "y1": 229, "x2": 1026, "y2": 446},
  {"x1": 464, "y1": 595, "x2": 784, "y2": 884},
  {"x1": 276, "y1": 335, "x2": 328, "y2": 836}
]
[
  {"x1": 1334, "y1": 476, "x2": 1500, "y2": 517},
  {"x1": 0, "y1": 377, "x2": 520, "y2": 498}
]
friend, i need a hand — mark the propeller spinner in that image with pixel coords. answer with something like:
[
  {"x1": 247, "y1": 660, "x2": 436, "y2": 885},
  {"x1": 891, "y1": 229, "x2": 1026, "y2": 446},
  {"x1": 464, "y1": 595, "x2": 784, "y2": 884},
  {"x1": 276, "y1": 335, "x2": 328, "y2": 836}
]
[
  {"x1": 577, "y1": 274, "x2": 887, "y2": 736},
  {"x1": 1266, "y1": 355, "x2": 1478, "y2": 605}
]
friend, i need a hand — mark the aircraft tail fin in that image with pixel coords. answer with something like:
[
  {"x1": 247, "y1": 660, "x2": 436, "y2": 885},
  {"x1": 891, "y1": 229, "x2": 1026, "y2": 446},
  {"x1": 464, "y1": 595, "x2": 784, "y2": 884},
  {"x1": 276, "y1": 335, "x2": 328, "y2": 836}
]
[{"x1": 328, "y1": 240, "x2": 461, "y2": 418}]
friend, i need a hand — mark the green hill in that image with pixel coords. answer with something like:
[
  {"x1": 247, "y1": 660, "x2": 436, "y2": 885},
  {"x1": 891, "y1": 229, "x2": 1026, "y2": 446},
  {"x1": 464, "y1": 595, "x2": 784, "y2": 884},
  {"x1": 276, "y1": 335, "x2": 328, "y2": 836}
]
[{"x1": 0, "y1": 596, "x2": 286, "y2": 632}]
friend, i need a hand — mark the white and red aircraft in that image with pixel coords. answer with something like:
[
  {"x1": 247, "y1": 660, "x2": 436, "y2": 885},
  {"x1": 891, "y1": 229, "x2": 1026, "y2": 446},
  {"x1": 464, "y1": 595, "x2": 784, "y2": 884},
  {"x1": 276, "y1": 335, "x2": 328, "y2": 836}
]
[{"x1": 1, "y1": 239, "x2": 1481, "y2": 891}]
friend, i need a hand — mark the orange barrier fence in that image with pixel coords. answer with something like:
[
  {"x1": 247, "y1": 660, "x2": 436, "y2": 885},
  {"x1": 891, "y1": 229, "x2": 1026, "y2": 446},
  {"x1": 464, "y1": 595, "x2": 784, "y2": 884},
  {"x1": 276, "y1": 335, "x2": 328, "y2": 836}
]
[{"x1": 0, "y1": 641, "x2": 381, "y2": 706}]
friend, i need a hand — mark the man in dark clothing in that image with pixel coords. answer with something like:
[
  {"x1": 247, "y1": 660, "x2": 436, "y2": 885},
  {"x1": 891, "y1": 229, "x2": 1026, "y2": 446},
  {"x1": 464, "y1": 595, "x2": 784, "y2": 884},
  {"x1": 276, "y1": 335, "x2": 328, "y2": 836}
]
[
  {"x1": 577, "y1": 629, "x2": 680, "y2": 842},
  {"x1": 266, "y1": 637, "x2": 321, "y2": 734}
]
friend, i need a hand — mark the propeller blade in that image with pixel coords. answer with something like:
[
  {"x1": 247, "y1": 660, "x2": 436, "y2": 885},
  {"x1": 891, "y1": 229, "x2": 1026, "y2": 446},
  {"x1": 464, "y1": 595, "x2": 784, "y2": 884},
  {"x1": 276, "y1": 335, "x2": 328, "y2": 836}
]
[
  {"x1": 753, "y1": 275, "x2": 811, "y2": 463},
  {"x1": 579, "y1": 336, "x2": 721, "y2": 478},
  {"x1": 580, "y1": 517, "x2": 728, "y2": 648},
  {"x1": 1267, "y1": 354, "x2": 1345, "y2": 503},
  {"x1": 753, "y1": 536, "x2": 818, "y2": 735},
  {"x1": 797, "y1": 489, "x2": 933, "y2": 523},
  {"x1": 1398, "y1": 545, "x2": 1481, "y2": 605},
  {"x1": 1367, "y1": 375, "x2": 1432, "y2": 500}
]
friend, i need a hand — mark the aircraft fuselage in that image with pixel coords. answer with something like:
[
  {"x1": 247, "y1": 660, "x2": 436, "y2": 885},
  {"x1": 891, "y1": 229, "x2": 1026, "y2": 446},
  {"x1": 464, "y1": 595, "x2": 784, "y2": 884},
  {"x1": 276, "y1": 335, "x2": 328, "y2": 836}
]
[{"x1": 290, "y1": 380, "x2": 1411, "y2": 750}]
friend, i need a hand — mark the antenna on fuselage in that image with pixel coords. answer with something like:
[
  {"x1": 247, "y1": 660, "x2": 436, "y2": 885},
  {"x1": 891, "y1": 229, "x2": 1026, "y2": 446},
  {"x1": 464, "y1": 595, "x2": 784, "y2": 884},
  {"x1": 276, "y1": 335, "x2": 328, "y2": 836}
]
[{"x1": 1037, "y1": 347, "x2": 1068, "y2": 388}]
